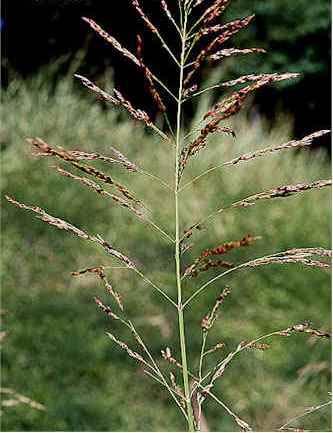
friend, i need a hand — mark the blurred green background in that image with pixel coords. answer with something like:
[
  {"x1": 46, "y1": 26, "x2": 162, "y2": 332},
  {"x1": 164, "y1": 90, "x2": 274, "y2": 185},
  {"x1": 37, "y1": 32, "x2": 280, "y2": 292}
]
[{"x1": 1, "y1": 70, "x2": 331, "y2": 431}]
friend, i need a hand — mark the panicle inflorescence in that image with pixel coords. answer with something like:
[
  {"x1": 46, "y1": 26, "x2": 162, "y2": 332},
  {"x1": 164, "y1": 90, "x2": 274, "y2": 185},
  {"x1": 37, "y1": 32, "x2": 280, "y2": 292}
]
[{"x1": 5, "y1": 1, "x2": 332, "y2": 431}]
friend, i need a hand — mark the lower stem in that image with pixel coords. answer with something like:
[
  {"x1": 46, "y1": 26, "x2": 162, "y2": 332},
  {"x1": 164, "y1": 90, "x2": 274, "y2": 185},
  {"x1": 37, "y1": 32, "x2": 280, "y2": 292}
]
[{"x1": 175, "y1": 192, "x2": 195, "y2": 431}]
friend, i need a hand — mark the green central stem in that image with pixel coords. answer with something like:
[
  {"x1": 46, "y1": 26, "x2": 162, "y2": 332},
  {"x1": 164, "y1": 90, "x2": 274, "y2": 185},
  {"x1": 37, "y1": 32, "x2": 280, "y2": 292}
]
[{"x1": 175, "y1": 10, "x2": 195, "y2": 432}]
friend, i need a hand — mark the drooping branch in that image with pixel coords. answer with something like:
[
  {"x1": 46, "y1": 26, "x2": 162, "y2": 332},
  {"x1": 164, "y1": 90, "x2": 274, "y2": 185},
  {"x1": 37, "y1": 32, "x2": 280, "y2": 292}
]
[
  {"x1": 180, "y1": 130, "x2": 331, "y2": 191},
  {"x1": 184, "y1": 248, "x2": 331, "y2": 307},
  {"x1": 181, "y1": 179, "x2": 332, "y2": 242}
]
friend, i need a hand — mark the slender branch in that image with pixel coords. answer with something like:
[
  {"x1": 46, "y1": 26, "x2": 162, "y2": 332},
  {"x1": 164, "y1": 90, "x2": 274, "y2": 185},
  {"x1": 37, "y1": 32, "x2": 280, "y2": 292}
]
[
  {"x1": 134, "y1": 269, "x2": 178, "y2": 308},
  {"x1": 161, "y1": 0, "x2": 183, "y2": 37},
  {"x1": 163, "y1": 112, "x2": 177, "y2": 142},
  {"x1": 145, "y1": 216, "x2": 175, "y2": 243},
  {"x1": 138, "y1": 168, "x2": 173, "y2": 191},
  {"x1": 143, "y1": 369, "x2": 189, "y2": 419},
  {"x1": 203, "y1": 389, "x2": 252, "y2": 431},
  {"x1": 131, "y1": 0, "x2": 181, "y2": 67},
  {"x1": 127, "y1": 320, "x2": 188, "y2": 419},
  {"x1": 278, "y1": 400, "x2": 332, "y2": 431}
]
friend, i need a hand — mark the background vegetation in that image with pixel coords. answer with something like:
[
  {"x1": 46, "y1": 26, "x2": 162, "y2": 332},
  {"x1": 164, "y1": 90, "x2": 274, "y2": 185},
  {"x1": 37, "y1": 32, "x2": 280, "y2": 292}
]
[
  {"x1": 1, "y1": 70, "x2": 331, "y2": 431},
  {"x1": 3, "y1": 0, "x2": 331, "y2": 148}
]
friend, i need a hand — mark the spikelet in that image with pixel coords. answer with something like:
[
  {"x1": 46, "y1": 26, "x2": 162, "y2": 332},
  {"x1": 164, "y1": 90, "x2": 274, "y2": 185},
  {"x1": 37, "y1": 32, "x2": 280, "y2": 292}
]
[
  {"x1": 39, "y1": 144, "x2": 139, "y2": 173},
  {"x1": 233, "y1": 180, "x2": 332, "y2": 208},
  {"x1": 201, "y1": 234, "x2": 259, "y2": 257},
  {"x1": 131, "y1": 0, "x2": 159, "y2": 35},
  {"x1": 184, "y1": 15, "x2": 255, "y2": 86},
  {"x1": 201, "y1": 287, "x2": 231, "y2": 331},
  {"x1": 72, "y1": 266, "x2": 124, "y2": 311},
  {"x1": 5, "y1": 195, "x2": 137, "y2": 269},
  {"x1": 180, "y1": 125, "x2": 235, "y2": 170},
  {"x1": 204, "y1": 342, "x2": 225, "y2": 357},
  {"x1": 245, "y1": 342, "x2": 270, "y2": 351},
  {"x1": 223, "y1": 130, "x2": 331, "y2": 167},
  {"x1": 184, "y1": 235, "x2": 258, "y2": 278},
  {"x1": 203, "y1": 73, "x2": 300, "y2": 121},
  {"x1": 136, "y1": 35, "x2": 166, "y2": 113},
  {"x1": 28, "y1": 137, "x2": 142, "y2": 206},
  {"x1": 94, "y1": 296, "x2": 121, "y2": 320},
  {"x1": 6, "y1": 195, "x2": 90, "y2": 240},
  {"x1": 114, "y1": 89, "x2": 153, "y2": 126},
  {"x1": 74, "y1": 74, "x2": 119, "y2": 105},
  {"x1": 184, "y1": 258, "x2": 234, "y2": 278},
  {"x1": 216, "y1": 72, "x2": 300, "y2": 89},
  {"x1": 110, "y1": 146, "x2": 139, "y2": 172},
  {"x1": 106, "y1": 331, "x2": 152, "y2": 369},
  {"x1": 56, "y1": 167, "x2": 144, "y2": 220},
  {"x1": 209, "y1": 47, "x2": 266, "y2": 61},
  {"x1": 160, "y1": 0, "x2": 179, "y2": 33},
  {"x1": 82, "y1": 17, "x2": 140, "y2": 67},
  {"x1": 1, "y1": 388, "x2": 45, "y2": 411},
  {"x1": 202, "y1": 0, "x2": 231, "y2": 25},
  {"x1": 244, "y1": 248, "x2": 331, "y2": 271},
  {"x1": 178, "y1": 73, "x2": 301, "y2": 180},
  {"x1": 169, "y1": 372, "x2": 186, "y2": 405},
  {"x1": 192, "y1": 0, "x2": 208, "y2": 7},
  {"x1": 161, "y1": 347, "x2": 183, "y2": 370},
  {"x1": 75, "y1": 74, "x2": 158, "y2": 133}
]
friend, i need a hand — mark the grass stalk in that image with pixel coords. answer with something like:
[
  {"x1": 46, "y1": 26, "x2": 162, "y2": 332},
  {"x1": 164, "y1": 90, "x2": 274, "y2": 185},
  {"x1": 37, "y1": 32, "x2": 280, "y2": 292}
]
[{"x1": 175, "y1": 9, "x2": 195, "y2": 432}]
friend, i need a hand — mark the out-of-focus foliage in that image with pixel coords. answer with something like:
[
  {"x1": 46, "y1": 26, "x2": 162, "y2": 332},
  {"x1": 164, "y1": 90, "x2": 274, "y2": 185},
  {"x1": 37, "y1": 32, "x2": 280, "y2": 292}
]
[
  {"x1": 1, "y1": 72, "x2": 331, "y2": 431},
  {"x1": 224, "y1": 0, "x2": 330, "y2": 77}
]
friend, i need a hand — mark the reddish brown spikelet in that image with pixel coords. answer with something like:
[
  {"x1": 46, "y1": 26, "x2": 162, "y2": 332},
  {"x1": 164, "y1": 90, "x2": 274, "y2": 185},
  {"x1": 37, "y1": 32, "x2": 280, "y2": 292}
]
[
  {"x1": 178, "y1": 124, "x2": 235, "y2": 179},
  {"x1": 201, "y1": 286, "x2": 231, "y2": 331},
  {"x1": 201, "y1": 234, "x2": 259, "y2": 257},
  {"x1": 183, "y1": 234, "x2": 258, "y2": 278},
  {"x1": 178, "y1": 74, "x2": 300, "y2": 180},
  {"x1": 184, "y1": 258, "x2": 233, "y2": 279},
  {"x1": 246, "y1": 342, "x2": 270, "y2": 351},
  {"x1": 82, "y1": 17, "x2": 140, "y2": 67},
  {"x1": 94, "y1": 296, "x2": 121, "y2": 320},
  {"x1": 56, "y1": 166, "x2": 141, "y2": 218},
  {"x1": 41, "y1": 144, "x2": 138, "y2": 173},
  {"x1": 204, "y1": 73, "x2": 299, "y2": 122},
  {"x1": 114, "y1": 89, "x2": 153, "y2": 126},
  {"x1": 73, "y1": 266, "x2": 124, "y2": 311},
  {"x1": 28, "y1": 137, "x2": 141, "y2": 206},
  {"x1": 184, "y1": 15, "x2": 255, "y2": 86},
  {"x1": 131, "y1": 0, "x2": 158, "y2": 35},
  {"x1": 202, "y1": 0, "x2": 231, "y2": 25},
  {"x1": 136, "y1": 35, "x2": 166, "y2": 113}
]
